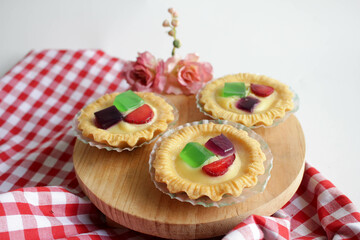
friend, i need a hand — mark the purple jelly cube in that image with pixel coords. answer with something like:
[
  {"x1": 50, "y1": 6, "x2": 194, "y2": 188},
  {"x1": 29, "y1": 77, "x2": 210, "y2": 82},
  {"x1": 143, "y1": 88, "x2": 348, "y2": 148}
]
[
  {"x1": 236, "y1": 96, "x2": 260, "y2": 113},
  {"x1": 94, "y1": 105, "x2": 123, "y2": 129},
  {"x1": 205, "y1": 134, "x2": 235, "y2": 156}
]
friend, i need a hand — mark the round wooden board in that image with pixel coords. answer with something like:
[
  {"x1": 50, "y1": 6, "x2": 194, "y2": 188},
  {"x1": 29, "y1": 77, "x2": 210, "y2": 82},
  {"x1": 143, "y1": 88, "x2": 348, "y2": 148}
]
[{"x1": 73, "y1": 95, "x2": 306, "y2": 239}]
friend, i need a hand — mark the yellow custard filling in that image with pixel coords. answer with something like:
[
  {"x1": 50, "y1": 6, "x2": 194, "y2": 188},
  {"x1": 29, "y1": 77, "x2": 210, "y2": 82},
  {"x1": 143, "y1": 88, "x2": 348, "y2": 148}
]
[
  {"x1": 199, "y1": 73, "x2": 294, "y2": 127},
  {"x1": 86, "y1": 96, "x2": 158, "y2": 134},
  {"x1": 215, "y1": 84, "x2": 278, "y2": 114},
  {"x1": 78, "y1": 92, "x2": 174, "y2": 148},
  {"x1": 153, "y1": 123, "x2": 266, "y2": 201},
  {"x1": 173, "y1": 134, "x2": 250, "y2": 184}
]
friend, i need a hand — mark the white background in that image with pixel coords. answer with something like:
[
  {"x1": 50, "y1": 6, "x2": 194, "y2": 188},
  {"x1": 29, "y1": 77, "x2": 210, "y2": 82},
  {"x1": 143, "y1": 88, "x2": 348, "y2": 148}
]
[{"x1": 0, "y1": 0, "x2": 359, "y2": 208}]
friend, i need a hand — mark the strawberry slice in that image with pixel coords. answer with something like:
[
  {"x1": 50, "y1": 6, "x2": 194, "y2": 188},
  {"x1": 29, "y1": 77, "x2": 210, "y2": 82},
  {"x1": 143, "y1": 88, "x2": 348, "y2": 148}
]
[
  {"x1": 202, "y1": 154, "x2": 235, "y2": 177},
  {"x1": 124, "y1": 104, "x2": 154, "y2": 124},
  {"x1": 250, "y1": 83, "x2": 274, "y2": 97}
]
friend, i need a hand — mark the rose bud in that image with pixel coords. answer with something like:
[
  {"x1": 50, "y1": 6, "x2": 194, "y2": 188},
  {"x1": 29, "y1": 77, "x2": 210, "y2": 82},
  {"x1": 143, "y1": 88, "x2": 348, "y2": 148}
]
[
  {"x1": 172, "y1": 11, "x2": 179, "y2": 17},
  {"x1": 171, "y1": 19, "x2": 179, "y2": 27},
  {"x1": 168, "y1": 29, "x2": 175, "y2": 36},
  {"x1": 173, "y1": 39, "x2": 181, "y2": 48},
  {"x1": 162, "y1": 20, "x2": 170, "y2": 27},
  {"x1": 168, "y1": 8, "x2": 174, "y2": 14}
]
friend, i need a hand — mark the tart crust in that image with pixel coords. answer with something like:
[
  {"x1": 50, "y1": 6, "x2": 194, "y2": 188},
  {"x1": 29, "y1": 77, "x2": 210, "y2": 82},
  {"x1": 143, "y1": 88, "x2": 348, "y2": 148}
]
[
  {"x1": 199, "y1": 73, "x2": 294, "y2": 126},
  {"x1": 77, "y1": 92, "x2": 174, "y2": 148},
  {"x1": 153, "y1": 123, "x2": 266, "y2": 201}
]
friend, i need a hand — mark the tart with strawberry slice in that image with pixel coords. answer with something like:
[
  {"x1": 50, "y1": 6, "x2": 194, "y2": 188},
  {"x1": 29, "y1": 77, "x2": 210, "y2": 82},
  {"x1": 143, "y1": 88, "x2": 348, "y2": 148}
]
[
  {"x1": 77, "y1": 91, "x2": 175, "y2": 148},
  {"x1": 198, "y1": 73, "x2": 294, "y2": 127},
  {"x1": 152, "y1": 122, "x2": 266, "y2": 201}
]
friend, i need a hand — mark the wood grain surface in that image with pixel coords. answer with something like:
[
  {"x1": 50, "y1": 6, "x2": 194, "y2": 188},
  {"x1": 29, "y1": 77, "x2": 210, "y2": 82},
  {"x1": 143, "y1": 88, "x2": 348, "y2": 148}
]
[{"x1": 73, "y1": 95, "x2": 306, "y2": 239}]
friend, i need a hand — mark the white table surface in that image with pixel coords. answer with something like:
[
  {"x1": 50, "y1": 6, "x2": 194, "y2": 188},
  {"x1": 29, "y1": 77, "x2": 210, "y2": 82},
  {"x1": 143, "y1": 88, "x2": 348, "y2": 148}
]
[{"x1": 1, "y1": 0, "x2": 359, "y2": 208}]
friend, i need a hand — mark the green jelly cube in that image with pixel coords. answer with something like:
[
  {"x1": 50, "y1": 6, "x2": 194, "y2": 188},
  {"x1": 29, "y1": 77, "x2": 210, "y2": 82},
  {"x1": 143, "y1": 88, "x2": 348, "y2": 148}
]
[
  {"x1": 222, "y1": 82, "x2": 246, "y2": 97},
  {"x1": 180, "y1": 142, "x2": 215, "y2": 168},
  {"x1": 114, "y1": 90, "x2": 144, "y2": 112}
]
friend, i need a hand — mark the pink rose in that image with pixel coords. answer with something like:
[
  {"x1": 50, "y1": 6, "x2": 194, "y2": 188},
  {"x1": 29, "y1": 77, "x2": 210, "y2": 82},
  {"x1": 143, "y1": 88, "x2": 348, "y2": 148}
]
[
  {"x1": 164, "y1": 53, "x2": 213, "y2": 95},
  {"x1": 121, "y1": 52, "x2": 166, "y2": 93}
]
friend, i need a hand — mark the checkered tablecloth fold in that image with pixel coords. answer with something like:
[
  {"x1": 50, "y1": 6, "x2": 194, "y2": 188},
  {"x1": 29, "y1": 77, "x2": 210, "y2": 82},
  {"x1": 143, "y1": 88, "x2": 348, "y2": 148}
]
[
  {"x1": 0, "y1": 50, "x2": 359, "y2": 240},
  {"x1": 0, "y1": 49, "x2": 126, "y2": 194},
  {"x1": 225, "y1": 163, "x2": 360, "y2": 240},
  {"x1": 0, "y1": 186, "x2": 156, "y2": 240}
]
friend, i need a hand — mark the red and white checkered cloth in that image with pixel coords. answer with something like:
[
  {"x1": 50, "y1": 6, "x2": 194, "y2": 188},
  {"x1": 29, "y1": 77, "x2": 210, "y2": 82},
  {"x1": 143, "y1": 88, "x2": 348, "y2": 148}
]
[{"x1": 0, "y1": 50, "x2": 359, "y2": 240}]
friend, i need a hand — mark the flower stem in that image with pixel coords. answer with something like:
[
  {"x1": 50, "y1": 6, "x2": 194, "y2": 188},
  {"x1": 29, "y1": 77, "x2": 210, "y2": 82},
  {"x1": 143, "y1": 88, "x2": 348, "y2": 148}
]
[
  {"x1": 164, "y1": 8, "x2": 180, "y2": 57},
  {"x1": 172, "y1": 27, "x2": 177, "y2": 56}
]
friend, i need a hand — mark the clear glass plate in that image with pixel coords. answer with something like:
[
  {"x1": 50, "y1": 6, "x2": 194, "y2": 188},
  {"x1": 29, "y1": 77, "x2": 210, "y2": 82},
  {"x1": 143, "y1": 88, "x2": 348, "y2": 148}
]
[
  {"x1": 195, "y1": 77, "x2": 299, "y2": 129},
  {"x1": 148, "y1": 119, "x2": 273, "y2": 207},
  {"x1": 72, "y1": 95, "x2": 179, "y2": 152}
]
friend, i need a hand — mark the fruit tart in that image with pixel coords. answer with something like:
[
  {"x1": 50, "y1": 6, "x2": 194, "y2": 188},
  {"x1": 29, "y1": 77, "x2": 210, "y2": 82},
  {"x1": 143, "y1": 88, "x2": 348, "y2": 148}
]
[
  {"x1": 152, "y1": 122, "x2": 267, "y2": 202},
  {"x1": 197, "y1": 73, "x2": 295, "y2": 127},
  {"x1": 77, "y1": 90, "x2": 175, "y2": 148}
]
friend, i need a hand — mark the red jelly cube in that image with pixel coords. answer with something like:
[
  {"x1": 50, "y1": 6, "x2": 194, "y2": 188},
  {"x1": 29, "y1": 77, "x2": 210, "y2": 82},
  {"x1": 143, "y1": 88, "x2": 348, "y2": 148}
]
[
  {"x1": 205, "y1": 134, "x2": 234, "y2": 156},
  {"x1": 202, "y1": 154, "x2": 236, "y2": 177},
  {"x1": 250, "y1": 83, "x2": 274, "y2": 97},
  {"x1": 124, "y1": 104, "x2": 154, "y2": 124}
]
